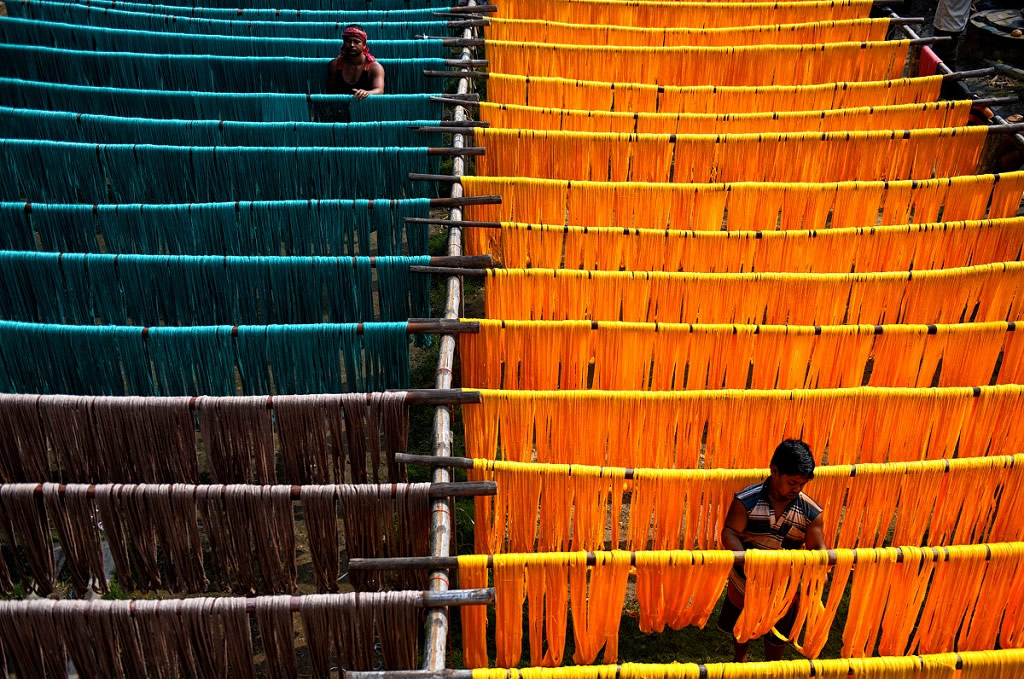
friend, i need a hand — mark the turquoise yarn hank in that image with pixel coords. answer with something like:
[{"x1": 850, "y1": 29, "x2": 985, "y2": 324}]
[
  {"x1": 0, "y1": 79, "x2": 443, "y2": 122},
  {"x1": 0, "y1": 252, "x2": 432, "y2": 326},
  {"x1": 0, "y1": 321, "x2": 412, "y2": 395},
  {"x1": 0, "y1": 140, "x2": 439, "y2": 202},
  {"x1": 375, "y1": 256, "x2": 432, "y2": 322},
  {"x1": 0, "y1": 44, "x2": 443, "y2": 94},
  {"x1": 0, "y1": 321, "x2": 152, "y2": 395},
  {"x1": 0, "y1": 200, "x2": 432, "y2": 256},
  {"x1": 0, "y1": 107, "x2": 443, "y2": 147},
  {"x1": 97, "y1": 0, "x2": 449, "y2": 10},
  {"x1": 3, "y1": 3, "x2": 449, "y2": 39},
  {"x1": 145, "y1": 326, "x2": 237, "y2": 397},
  {"x1": 361, "y1": 322, "x2": 412, "y2": 392},
  {"x1": 4, "y1": 0, "x2": 444, "y2": 21},
  {"x1": 6, "y1": 0, "x2": 442, "y2": 21},
  {"x1": 0, "y1": 17, "x2": 448, "y2": 60}
]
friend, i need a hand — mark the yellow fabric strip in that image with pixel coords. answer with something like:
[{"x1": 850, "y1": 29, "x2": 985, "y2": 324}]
[
  {"x1": 466, "y1": 455, "x2": 1024, "y2": 555},
  {"x1": 473, "y1": 126, "x2": 987, "y2": 183},
  {"x1": 459, "y1": 320, "x2": 1024, "y2": 390},
  {"x1": 481, "y1": 262, "x2": 1024, "y2": 325},
  {"x1": 459, "y1": 173, "x2": 1024, "y2": 235},
  {"x1": 461, "y1": 384, "x2": 1024, "y2": 468},
  {"x1": 458, "y1": 545, "x2": 1024, "y2": 666},
  {"x1": 486, "y1": 17, "x2": 891, "y2": 47},
  {"x1": 483, "y1": 40, "x2": 909, "y2": 86},
  {"x1": 478, "y1": 100, "x2": 971, "y2": 134},
  {"x1": 496, "y1": 0, "x2": 876, "y2": 27},
  {"x1": 486, "y1": 74, "x2": 944, "y2": 113},
  {"x1": 472, "y1": 217, "x2": 1024, "y2": 272}
]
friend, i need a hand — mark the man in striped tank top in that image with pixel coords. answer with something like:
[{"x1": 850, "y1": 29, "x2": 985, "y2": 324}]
[{"x1": 718, "y1": 439, "x2": 825, "y2": 662}]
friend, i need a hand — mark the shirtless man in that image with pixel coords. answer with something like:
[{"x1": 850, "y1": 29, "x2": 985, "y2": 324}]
[{"x1": 326, "y1": 25, "x2": 385, "y2": 100}]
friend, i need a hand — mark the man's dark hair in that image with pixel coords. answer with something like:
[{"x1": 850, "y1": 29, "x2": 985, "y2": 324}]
[{"x1": 770, "y1": 439, "x2": 815, "y2": 478}]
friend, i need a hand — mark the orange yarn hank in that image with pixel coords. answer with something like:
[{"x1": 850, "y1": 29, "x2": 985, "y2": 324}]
[
  {"x1": 472, "y1": 218, "x2": 1024, "y2": 272},
  {"x1": 468, "y1": 455, "x2": 1024, "y2": 554},
  {"x1": 483, "y1": 40, "x2": 909, "y2": 86},
  {"x1": 478, "y1": 100, "x2": 970, "y2": 134},
  {"x1": 486, "y1": 74, "x2": 944, "y2": 113},
  {"x1": 481, "y1": 262, "x2": 1024, "y2": 325},
  {"x1": 485, "y1": 17, "x2": 891, "y2": 47},
  {"x1": 459, "y1": 545, "x2": 1024, "y2": 667},
  {"x1": 460, "y1": 320, "x2": 1024, "y2": 390},
  {"x1": 495, "y1": 0, "x2": 876, "y2": 28},
  {"x1": 459, "y1": 173, "x2": 1024, "y2": 231},
  {"x1": 462, "y1": 385, "x2": 1024, "y2": 468},
  {"x1": 473, "y1": 126, "x2": 986, "y2": 184}
]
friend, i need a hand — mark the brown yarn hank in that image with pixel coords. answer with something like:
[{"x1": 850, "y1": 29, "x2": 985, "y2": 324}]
[
  {"x1": 197, "y1": 484, "x2": 256, "y2": 594},
  {"x1": 0, "y1": 483, "x2": 55, "y2": 594},
  {"x1": 42, "y1": 483, "x2": 106, "y2": 595},
  {"x1": 55, "y1": 600, "x2": 108, "y2": 679},
  {"x1": 196, "y1": 396, "x2": 276, "y2": 484},
  {"x1": 0, "y1": 594, "x2": 421, "y2": 677},
  {"x1": 40, "y1": 394, "x2": 102, "y2": 482},
  {"x1": 255, "y1": 595, "x2": 298, "y2": 678},
  {"x1": 370, "y1": 391, "x2": 410, "y2": 482},
  {"x1": 300, "y1": 594, "x2": 334, "y2": 679},
  {"x1": 0, "y1": 599, "x2": 53, "y2": 678},
  {"x1": 250, "y1": 485, "x2": 297, "y2": 594},
  {"x1": 0, "y1": 393, "x2": 49, "y2": 483},
  {"x1": 132, "y1": 599, "x2": 177, "y2": 679},
  {"x1": 91, "y1": 396, "x2": 198, "y2": 483},
  {"x1": 0, "y1": 393, "x2": 411, "y2": 485},
  {"x1": 339, "y1": 483, "x2": 432, "y2": 591},
  {"x1": 94, "y1": 483, "x2": 139, "y2": 592},
  {"x1": 375, "y1": 590, "x2": 422, "y2": 670},
  {"x1": 150, "y1": 484, "x2": 208, "y2": 594},
  {"x1": 274, "y1": 394, "x2": 331, "y2": 484},
  {"x1": 300, "y1": 485, "x2": 340, "y2": 592},
  {"x1": 301, "y1": 591, "x2": 423, "y2": 672}
]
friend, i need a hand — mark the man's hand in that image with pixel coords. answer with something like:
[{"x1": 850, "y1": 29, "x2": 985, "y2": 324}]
[{"x1": 353, "y1": 89, "x2": 371, "y2": 101}]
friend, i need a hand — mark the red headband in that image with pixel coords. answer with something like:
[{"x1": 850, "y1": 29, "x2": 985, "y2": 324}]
[
  {"x1": 342, "y1": 27, "x2": 368, "y2": 42},
  {"x1": 341, "y1": 27, "x2": 375, "y2": 63}
]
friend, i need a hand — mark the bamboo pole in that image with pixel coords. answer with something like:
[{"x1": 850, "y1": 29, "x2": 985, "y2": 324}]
[
  {"x1": 424, "y1": 3, "x2": 479, "y2": 670},
  {"x1": 409, "y1": 265, "x2": 488, "y2": 278},
  {"x1": 406, "y1": 217, "x2": 502, "y2": 229},
  {"x1": 24, "y1": 480, "x2": 496, "y2": 500},
  {"x1": 0, "y1": 589, "x2": 494, "y2": 616},
  {"x1": 429, "y1": 195, "x2": 501, "y2": 207},
  {"x1": 427, "y1": 147, "x2": 485, "y2": 156},
  {"x1": 348, "y1": 544, "x2": 993, "y2": 571}
]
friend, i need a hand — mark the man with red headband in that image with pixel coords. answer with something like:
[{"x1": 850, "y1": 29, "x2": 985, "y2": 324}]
[{"x1": 327, "y1": 25, "x2": 385, "y2": 99}]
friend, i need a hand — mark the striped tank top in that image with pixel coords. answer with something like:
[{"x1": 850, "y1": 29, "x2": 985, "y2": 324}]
[{"x1": 728, "y1": 479, "x2": 823, "y2": 593}]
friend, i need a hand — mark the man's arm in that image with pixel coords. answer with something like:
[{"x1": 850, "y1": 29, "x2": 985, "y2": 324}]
[
  {"x1": 354, "y1": 62, "x2": 386, "y2": 100},
  {"x1": 721, "y1": 497, "x2": 748, "y2": 551},
  {"x1": 803, "y1": 513, "x2": 826, "y2": 550}
]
